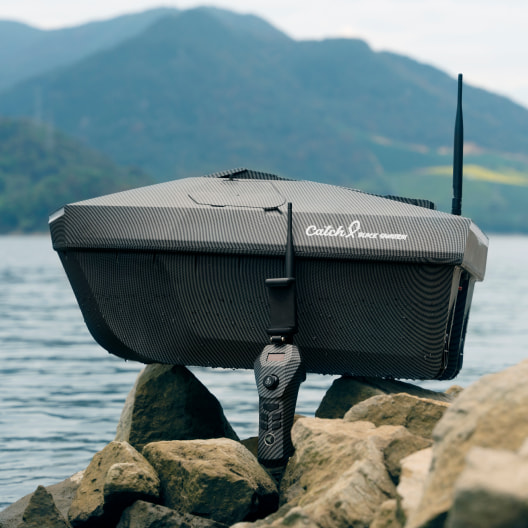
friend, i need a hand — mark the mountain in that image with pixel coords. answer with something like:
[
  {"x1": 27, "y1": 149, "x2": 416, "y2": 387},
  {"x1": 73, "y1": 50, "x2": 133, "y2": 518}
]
[
  {"x1": 0, "y1": 8, "x2": 177, "y2": 93},
  {"x1": 0, "y1": 118, "x2": 153, "y2": 232},
  {"x1": 0, "y1": 7, "x2": 527, "y2": 232},
  {"x1": 0, "y1": 7, "x2": 291, "y2": 95}
]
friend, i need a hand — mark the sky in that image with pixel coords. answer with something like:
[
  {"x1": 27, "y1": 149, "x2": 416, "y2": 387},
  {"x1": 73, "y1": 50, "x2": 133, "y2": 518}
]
[{"x1": 1, "y1": 0, "x2": 528, "y2": 108}]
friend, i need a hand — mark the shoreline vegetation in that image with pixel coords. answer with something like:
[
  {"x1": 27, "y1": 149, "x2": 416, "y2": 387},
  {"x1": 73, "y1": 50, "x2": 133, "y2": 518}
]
[{"x1": 3, "y1": 360, "x2": 528, "y2": 527}]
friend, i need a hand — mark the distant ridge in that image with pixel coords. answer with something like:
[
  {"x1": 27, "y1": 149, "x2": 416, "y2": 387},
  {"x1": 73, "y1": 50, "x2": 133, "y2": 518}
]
[{"x1": 0, "y1": 7, "x2": 178, "y2": 92}]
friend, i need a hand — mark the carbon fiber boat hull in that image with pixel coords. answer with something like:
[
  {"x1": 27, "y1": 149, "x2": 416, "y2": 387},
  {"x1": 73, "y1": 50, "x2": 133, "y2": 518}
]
[{"x1": 50, "y1": 169, "x2": 487, "y2": 380}]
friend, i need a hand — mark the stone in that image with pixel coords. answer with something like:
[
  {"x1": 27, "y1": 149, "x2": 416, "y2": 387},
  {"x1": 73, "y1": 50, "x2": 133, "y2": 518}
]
[
  {"x1": 370, "y1": 499, "x2": 403, "y2": 528},
  {"x1": 68, "y1": 441, "x2": 159, "y2": 528},
  {"x1": 0, "y1": 472, "x2": 83, "y2": 528},
  {"x1": 344, "y1": 393, "x2": 450, "y2": 439},
  {"x1": 315, "y1": 376, "x2": 452, "y2": 419},
  {"x1": 240, "y1": 436, "x2": 258, "y2": 459},
  {"x1": 116, "y1": 500, "x2": 227, "y2": 528},
  {"x1": 445, "y1": 385, "x2": 464, "y2": 398},
  {"x1": 16, "y1": 485, "x2": 69, "y2": 528},
  {"x1": 142, "y1": 438, "x2": 278, "y2": 525},
  {"x1": 231, "y1": 504, "x2": 319, "y2": 528},
  {"x1": 315, "y1": 377, "x2": 386, "y2": 418},
  {"x1": 519, "y1": 437, "x2": 528, "y2": 457},
  {"x1": 396, "y1": 448, "x2": 432, "y2": 522},
  {"x1": 115, "y1": 364, "x2": 239, "y2": 451},
  {"x1": 407, "y1": 359, "x2": 528, "y2": 528},
  {"x1": 280, "y1": 417, "x2": 402, "y2": 528},
  {"x1": 383, "y1": 430, "x2": 432, "y2": 481},
  {"x1": 103, "y1": 461, "x2": 160, "y2": 502},
  {"x1": 445, "y1": 446, "x2": 528, "y2": 528}
]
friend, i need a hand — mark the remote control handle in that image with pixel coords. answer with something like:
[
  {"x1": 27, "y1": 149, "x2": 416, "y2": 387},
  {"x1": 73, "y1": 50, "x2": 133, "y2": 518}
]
[{"x1": 254, "y1": 344, "x2": 305, "y2": 468}]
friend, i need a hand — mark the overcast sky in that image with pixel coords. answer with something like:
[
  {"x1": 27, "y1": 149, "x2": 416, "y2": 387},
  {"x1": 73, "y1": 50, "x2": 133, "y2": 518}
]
[{"x1": 2, "y1": 0, "x2": 528, "y2": 109}]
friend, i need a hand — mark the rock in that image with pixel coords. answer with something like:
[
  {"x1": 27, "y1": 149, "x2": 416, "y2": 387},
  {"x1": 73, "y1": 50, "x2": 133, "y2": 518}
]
[
  {"x1": 445, "y1": 446, "x2": 528, "y2": 528},
  {"x1": 315, "y1": 377, "x2": 386, "y2": 418},
  {"x1": 16, "y1": 485, "x2": 69, "y2": 528},
  {"x1": 344, "y1": 393, "x2": 450, "y2": 439},
  {"x1": 445, "y1": 385, "x2": 464, "y2": 398},
  {"x1": 396, "y1": 448, "x2": 432, "y2": 522},
  {"x1": 103, "y1": 461, "x2": 160, "y2": 501},
  {"x1": 370, "y1": 499, "x2": 403, "y2": 528},
  {"x1": 520, "y1": 437, "x2": 528, "y2": 456},
  {"x1": 280, "y1": 417, "x2": 401, "y2": 528},
  {"x1": 115, "y1": 364, "x2": 239, "y2": 451},
  {"x1": 0, "y1": 472, "x2": 83, "y2": 528},
  {"x1": 231, "y1": 504, "x2": 319, "y2": 528},
  {"x1": 316, "y1": 376, "x2": 452, "y2": 419},
  {"x1": 142, "y1": 438, "x2": 278, "y2": 525},
  {"x1": 68, "y1": 441, "x2": 159, "y2": 528},
  {"x1": 116, "y1": 500, "x2": 227, "y2": 528},
  {"x1": 240, "y1": 437, "x2": 258, "y2": 459},
  {"x1": 231, "y1": 504, "x2": 320, "y2": 528},
  {"x1": 407, "y1": 359, "x2": 528, "y2": 528},
  {"x1": 383, "y1": 430, "x2": 432, "y2": 481}
]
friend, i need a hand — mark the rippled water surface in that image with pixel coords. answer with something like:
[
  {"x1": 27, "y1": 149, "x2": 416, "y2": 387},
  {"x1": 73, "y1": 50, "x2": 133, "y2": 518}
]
[{"x1": 1, "y1": 234, "x2": 527, "y2": 507}]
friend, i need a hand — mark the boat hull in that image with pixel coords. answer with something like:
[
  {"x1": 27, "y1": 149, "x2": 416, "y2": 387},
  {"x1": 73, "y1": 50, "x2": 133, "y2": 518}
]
[
  {"x1": 50, "y1": 170, "x2": 487, "y2": 380},
  {"x1": 56, "y1": 247, "x2": 473, "y2": 379}
]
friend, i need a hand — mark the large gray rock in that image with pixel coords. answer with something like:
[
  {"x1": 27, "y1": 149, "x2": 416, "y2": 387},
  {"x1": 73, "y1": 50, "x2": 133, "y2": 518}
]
[
  {"x1": 279, "y1": 417, "x2": 402, "y2": 528},
  {"x1": 344, "y1": 393, "x2": 450, "y2": 440},
  {"x1": 16, "y1": 485, "x2": 69, "y2": 528},
  {"x1": 407, "y1": 359, "x2": 528, "y2": 528},
  {"x1": 0, "y1": 472, "x2": 83, "y2": 528},
  {"x1": 445, "y1": 446, "x2": 528, "y2": 528},
  {"x1": 316, "y1": 377, "x2": 452, "y2": 419},
  {"x1": 116, "y1": 500, "x2": 227, "y2": 528},
  {"x1": 142, "y1": 438, "x2": 278, "y2": 525},
  {"x1": 68, "y1": 441, "x2": 159, "y2": 528},
  {"x1": 115, "y1": 364, "x2": 239, "y2": 451}
]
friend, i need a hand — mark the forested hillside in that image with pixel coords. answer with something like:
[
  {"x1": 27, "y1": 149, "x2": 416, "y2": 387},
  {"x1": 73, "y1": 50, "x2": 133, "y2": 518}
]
[{"x1": 0, "y1": 118, "x2": 153, "y2": 232}]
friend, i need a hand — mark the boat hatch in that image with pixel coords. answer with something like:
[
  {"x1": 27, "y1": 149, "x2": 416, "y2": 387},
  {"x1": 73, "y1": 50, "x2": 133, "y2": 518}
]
[{"x1": 188, "y1": 179, "x2": 285, "y2": 209}]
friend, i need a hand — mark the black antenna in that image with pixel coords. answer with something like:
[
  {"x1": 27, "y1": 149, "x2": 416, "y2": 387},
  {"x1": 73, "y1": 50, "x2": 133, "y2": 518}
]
[
  {"x1": 285, "y1": 203, "x2": 294, "y2": 278},
  {"x1": 452, "y1": 73, "x2": 464, "y2": 216}
]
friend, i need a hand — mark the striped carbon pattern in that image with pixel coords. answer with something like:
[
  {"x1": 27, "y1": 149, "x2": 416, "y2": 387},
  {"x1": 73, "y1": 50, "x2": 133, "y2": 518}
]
[
  {"x1": 50, "y1": 172, "x2": 487, "y2": 280},
  {"x1": 254, "y1": 344, "x2": 305, "y2": 465},
  {"x1": 57, "y1": 248, "x2": 464, "y2": 379}
]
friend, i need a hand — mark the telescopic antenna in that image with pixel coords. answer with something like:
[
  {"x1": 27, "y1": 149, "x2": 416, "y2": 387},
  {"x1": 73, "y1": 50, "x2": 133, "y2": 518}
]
[{"x1": 452, "y1": 73, "x2": 464, "y2": 216}]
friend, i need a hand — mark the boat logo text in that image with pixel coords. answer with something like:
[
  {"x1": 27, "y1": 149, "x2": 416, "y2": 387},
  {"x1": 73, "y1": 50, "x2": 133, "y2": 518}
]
[{"x1": 305, "y1": 220, "x2": 408, "y2": 241}]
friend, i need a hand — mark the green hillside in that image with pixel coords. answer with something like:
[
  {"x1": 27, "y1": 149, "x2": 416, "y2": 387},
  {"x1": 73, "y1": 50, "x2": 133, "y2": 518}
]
[
  {"x1": 0, "y1": 7, "x2": 527, "y2": 232},
  {"x1": 0, "y1": 118, "x2": 153, "y2": 232}
]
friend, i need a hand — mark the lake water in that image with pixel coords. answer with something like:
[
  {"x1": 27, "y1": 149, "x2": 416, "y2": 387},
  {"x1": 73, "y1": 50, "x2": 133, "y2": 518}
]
[{"x1": 1, "y1": 234, "x2": 527, "y2": 508}]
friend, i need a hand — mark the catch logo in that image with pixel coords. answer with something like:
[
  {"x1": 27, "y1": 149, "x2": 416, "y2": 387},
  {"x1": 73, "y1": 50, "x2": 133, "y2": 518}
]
[{"x1": 305, "y1": 220, "x2": 408, "y2": 241}]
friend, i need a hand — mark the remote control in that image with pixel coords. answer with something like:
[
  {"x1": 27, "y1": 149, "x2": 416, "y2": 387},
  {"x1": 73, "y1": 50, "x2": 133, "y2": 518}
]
[{"x1": 254, "y1": 343, "x2": 305, "y2": 469}]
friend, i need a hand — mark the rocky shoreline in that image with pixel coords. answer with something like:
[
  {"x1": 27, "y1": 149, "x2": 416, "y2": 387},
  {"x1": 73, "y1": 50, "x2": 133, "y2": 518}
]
[{"x1": 2, "y1": 359, "x2": 528, "y2": 528}]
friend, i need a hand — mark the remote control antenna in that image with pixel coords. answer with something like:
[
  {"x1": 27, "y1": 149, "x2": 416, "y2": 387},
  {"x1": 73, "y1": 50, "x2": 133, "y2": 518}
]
[
  {"x1": 265, "y1": 203, "x2": 298, "y2": 342},
  {"x1": 256, "y1": 202, "x2": 305, "y2": 476},
  {"x1": 452, "y1": 73, "x2": 464, "y2": 216}
]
